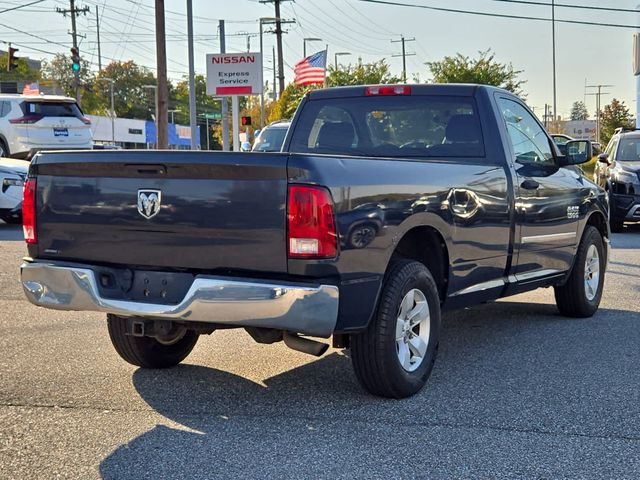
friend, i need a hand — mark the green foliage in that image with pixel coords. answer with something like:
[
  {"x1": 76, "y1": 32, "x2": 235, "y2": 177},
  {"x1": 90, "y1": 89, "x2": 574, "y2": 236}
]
[
  {"x1": 41, "y1": 54, "x2": 92, "y2": 98},
  {"x1": 271, "y1": 83, "x2": 319, "y2": 121},
  {"x1": 172, "y1": 74, "x2": 222, "y2": 148},
  {"x1": 427, "y1": 49, "x2": 525, "y2": 96},
  {"x1": 271, "y1": 59, "x2": 402, "y2": 123},
  {"x1": 570, "y1": 101, "x2": 589, "y2": 121},
  {"x1": 326, "y1": 59, "x2": 401, "y2": 87},
  {"x1": 0, "y1": 57, "x2": 40, "y2": 83},
  {"x1": 92, "y1": 61, "x2": 157, "y2": 119},
  {"x1": 600, "y1": 98, "x2": 634, "y2": 145}
]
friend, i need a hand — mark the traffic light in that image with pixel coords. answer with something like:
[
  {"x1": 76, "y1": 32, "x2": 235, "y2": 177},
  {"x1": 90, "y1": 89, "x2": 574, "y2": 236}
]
[
  {"x1": 241, "y1": 116, "x2": 252, "y2": 126},
  {"x1": 7, "y1": 45, "x2": 19, "y2": 71},
  {"x1": 70, "y1": 47, "x2": 81, "y2": 72}
]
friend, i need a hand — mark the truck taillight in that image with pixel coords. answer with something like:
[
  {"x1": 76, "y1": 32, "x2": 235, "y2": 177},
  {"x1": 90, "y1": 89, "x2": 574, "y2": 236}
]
[
  {"x1": 287, "y1": 185, "x2": 337, "y2": 258},
  {"x1": 365, "y1": 85, "x2": 411, "y2": 96},
  {"x1": 22, "y1": 178, "x2": 37, "y2": 244}
]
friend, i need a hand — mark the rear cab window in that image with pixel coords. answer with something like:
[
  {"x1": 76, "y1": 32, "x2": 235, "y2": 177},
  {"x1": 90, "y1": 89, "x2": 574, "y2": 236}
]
[{"x1": 289, "y1": 95, "x2": 485, "y2": 159}]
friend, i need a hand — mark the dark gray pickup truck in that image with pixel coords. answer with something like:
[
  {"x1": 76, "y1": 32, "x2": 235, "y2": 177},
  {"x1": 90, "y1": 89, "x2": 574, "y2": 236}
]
[{"x1": 20, "y1": 84, "x2": 609, "y2": 398}]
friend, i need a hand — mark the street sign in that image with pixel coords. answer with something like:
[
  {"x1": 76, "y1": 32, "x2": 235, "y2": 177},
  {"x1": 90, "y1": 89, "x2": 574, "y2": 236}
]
[
  {"x1": 206, "y1": 52, "x2": 263, "y2": 96},
  {"x1": 203, "y1": 112, "x2": 221, "y2": 119}
]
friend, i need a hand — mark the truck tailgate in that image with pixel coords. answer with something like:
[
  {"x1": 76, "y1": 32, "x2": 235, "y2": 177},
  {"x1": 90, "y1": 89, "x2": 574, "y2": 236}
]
[{"x1": 31, "y1": 151, "x2": 289, "y2": 273}]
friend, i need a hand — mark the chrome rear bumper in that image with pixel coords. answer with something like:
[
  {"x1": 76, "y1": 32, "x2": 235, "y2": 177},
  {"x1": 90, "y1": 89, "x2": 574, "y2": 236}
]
[{"x1": 21, "y1": 262, "x2": 339, "y2": 337}]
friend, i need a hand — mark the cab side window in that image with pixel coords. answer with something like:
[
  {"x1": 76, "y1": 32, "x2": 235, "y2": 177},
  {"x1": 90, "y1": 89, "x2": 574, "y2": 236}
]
[{"x1": 498, "y1": 98, "x2": 554, "y2": 166}]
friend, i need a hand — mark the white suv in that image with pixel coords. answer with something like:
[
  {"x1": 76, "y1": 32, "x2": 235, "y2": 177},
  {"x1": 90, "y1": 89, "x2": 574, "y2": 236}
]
[{"x1": 0, "y1": 94, "x2": 93, "y2": 158}]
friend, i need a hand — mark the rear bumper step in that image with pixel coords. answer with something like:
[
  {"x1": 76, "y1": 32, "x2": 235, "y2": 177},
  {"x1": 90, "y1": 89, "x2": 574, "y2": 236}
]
[{"x1": 21, "y1": 262, "x2": 339, "y2": 337}]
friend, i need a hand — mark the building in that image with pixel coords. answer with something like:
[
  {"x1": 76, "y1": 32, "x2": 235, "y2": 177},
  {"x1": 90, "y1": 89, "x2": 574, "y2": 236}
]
[{"x1": 88, "y1": 115, "x2": 199, "y2": 149}]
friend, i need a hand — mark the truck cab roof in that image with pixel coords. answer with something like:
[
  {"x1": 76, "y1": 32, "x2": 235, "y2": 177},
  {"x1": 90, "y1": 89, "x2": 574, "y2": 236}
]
[{"x1": 306, "y1": 83, "x2": 511, "y2": 100}]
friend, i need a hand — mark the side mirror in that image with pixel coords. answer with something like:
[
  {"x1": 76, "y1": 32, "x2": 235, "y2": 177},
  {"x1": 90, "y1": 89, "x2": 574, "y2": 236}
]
[
  {"x1": 559, "y1": 140, "x2": 592, "y2": 166},
  {"x1": 597, "y1": 153, "x2": 610, "y2": 164},
  {"x1": 240, "y1": 141, "x2": 252, "y2": 152}
]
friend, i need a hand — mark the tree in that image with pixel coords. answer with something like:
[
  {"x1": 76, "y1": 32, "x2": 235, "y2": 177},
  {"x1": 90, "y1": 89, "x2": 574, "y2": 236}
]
[
  {"x1": 41, "y1": 53, "x2": 92, "y2": 98},
  {"x1": 92, "y1": 60, "x2": 157, "y2": 119},
  {"x1": 270, "y1": 59, "x2": 402, "y2": 123},
  {"x1": 600, "y1": 98, "x2": 634, "y2": 144},
  {"x1": 172, "y1": 74, "x2": 223, "y2": 148},
  {"x1": 427, "y1": 49, "x2": 525, "y2": 96},
  {"x1": 570, "y1": 101, "x2": 589, "y2": 121},
  {"x1": 326, "y1": 59, "x2": 401, "y2": 87},
  {"x1": 0, "y1": 56, "x2": 41, "y2": 84},
  {"x1": 270, "y1": 82, "x2": 318, "y2": 122}
]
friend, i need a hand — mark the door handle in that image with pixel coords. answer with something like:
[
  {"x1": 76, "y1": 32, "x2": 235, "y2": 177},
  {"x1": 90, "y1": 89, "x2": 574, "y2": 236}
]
[{"x1": 520, "y1": 179, "x2": 540, "y2": 190}]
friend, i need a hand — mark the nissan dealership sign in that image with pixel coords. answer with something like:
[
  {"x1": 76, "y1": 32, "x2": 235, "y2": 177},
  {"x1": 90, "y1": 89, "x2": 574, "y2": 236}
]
[{"x1": 206, "y1": 53, "x2": 263, "y2": 96}]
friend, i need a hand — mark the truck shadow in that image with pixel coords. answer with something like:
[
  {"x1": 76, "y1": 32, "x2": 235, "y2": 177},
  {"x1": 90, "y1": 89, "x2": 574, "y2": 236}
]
[
  {"x1": 99, "y1": 301, "x2": 640, "y2": 479},
  {"x1": 0, "y1": 223, "x2": 23, "y2": 241}
]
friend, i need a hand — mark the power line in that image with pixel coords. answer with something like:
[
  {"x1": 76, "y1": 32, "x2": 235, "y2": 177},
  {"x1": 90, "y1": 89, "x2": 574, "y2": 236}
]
[
  {"x1": 0, "y1": 0, "x2": 47, "y2": 15},
  {"x1": 356, "y1": 0, "x2": 640, "y2": 29},
  {"x1": 0, "y1": 21, "x2": 71, "y2": 48},
  {"x1": 487, "y1": 0, "x2": 640, "y2": 14}
]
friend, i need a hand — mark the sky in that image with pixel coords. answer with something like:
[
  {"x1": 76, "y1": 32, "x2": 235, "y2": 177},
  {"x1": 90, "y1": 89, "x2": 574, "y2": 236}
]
[{"x1": 2, "y1": 0, "x2": 639, "y2": 121}]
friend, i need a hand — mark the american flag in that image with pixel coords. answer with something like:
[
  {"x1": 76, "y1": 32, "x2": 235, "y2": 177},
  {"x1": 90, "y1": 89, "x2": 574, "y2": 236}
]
[
  {"x1": 22, "y1": 82, "x2": 40, "y2": 95},
  {"x1": 294, "y1": 50, "x2": 327, "y2": 86}
]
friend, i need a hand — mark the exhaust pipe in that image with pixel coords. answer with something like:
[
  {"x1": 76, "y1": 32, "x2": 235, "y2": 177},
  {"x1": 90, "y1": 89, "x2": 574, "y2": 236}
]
[{"x1": 283, "y1": 332, "x2": 329, "y2": 357}]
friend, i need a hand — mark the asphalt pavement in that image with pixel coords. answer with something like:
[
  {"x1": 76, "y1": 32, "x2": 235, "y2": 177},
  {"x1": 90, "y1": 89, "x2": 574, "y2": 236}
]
[{"x1": 1, "y1": 222, "x2": 640, "y2": 479}]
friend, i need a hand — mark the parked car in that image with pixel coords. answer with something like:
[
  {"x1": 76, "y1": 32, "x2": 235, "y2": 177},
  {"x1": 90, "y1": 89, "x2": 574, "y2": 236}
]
[
  {"x1": 20, "y1": 84, "x2": 607, "y2": 399},
  {"x1": 594, "y1": 127, "x2": 640, "y2": 232},
  {"x1": 0, "y1": 157, "x2": 28, "y2": 223},
  {"x1": 252, "y1": 120, "x2": 290, "y2": 152},
  {"x1": 0, "y1": 94, "x2": 93, "y2": 158}
]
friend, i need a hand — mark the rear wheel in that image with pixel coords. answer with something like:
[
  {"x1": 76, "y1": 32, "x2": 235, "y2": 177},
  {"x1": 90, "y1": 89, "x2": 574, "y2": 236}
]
[
  {"x1": 554, "y1": 226, "x2": 605, "y2": 318},
  {"x1": 350, "y1": 259, "x2": 441, "y2": 398},
  {"x1": 107, "y1": 315, "x2": 199, "y2": 368}
]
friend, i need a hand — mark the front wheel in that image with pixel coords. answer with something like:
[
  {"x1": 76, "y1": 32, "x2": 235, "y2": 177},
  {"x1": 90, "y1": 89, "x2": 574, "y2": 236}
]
[
  {"x1": 554, "y1": 226, "x2": 605, "y2": 318},
  {"x1": 107, "y1": 315, "x2": 199, "y2": 368},
  {"x1": 350, "y1": 259, "x2": 441, "y2": 398}
]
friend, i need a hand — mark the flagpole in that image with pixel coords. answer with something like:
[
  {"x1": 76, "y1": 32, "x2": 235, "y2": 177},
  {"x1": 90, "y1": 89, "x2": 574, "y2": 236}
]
[{"x1": 323, "y1": 45, "x2": 328, "y2": 88}]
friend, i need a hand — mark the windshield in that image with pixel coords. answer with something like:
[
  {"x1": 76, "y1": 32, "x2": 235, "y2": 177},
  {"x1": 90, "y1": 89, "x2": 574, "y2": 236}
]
[
  {"x1": 616, "y1": 137, "x2": 640, "y2": 161},
  {"x1": 289, "y1": 95, "x2": 484, "y2": 158},
  {"x1": 253, "y1": 126, "x2": 288, "y2": 152},
  {"x1": 21, "y1": 101, "x2": 83, "y2": 118}
]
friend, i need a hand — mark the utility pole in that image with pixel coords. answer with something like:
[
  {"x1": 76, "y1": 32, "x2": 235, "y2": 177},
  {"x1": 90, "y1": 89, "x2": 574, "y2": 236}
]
[
  {"x1": 95, "y1": 5, "x2": 102, "y2": 71},
  {"x1": 391, "y1": 35, "x2": 415, "y2": 83},
  {"x1": 56, "y1": 0, "x2": 90, "y2": 102},
  {"x1": 259, "y1": 0, "x2": 294, "y2": 95},
  {"x1": 273, "y1": 47, "x2": 277, "y2": 100},
  {"x1": 219, "y1": 20, "x2": 229, "y2": 151},
  {"x1": 186, "y1": 0, "x2": 197, "y2": 150},
  {"x1": 586, "y1": 84, "x2": 613, "y2": 143},
  {"x1": 154, "y1": 0, "x2": 168, "y2": 149},
  {"x1": 551, "y1": 0, "x2": 557, "y2": 128}
]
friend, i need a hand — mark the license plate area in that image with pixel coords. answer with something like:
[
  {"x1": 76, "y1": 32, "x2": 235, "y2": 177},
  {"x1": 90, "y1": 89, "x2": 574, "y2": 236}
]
[
  {"x1": 96, "y1": 268, "x2": 195, "y2": 304},
  {"x1": 53, "y1": 128, "x2": 69, "y2": 137}
]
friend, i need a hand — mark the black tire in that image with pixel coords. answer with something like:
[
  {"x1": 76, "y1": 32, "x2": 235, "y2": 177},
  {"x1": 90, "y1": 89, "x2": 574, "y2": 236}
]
[
  {"x1": 350, "y1": 259, "x2": 441, "y2": 399},
  {"x1": 107, "y1": 314, "x2": 199, "y2": 368},
  {"x1": 0, "y1": 139, "x2": 8, "y2": 158},
  {"x1": 554, "y1": 226, "x2": 605, "y2": 318}
]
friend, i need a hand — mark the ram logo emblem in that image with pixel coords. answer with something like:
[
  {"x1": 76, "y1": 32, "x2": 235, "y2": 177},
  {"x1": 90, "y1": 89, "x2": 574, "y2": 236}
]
[{"x1": 137, "y1": 189, "x2": 162, "y2": 219}]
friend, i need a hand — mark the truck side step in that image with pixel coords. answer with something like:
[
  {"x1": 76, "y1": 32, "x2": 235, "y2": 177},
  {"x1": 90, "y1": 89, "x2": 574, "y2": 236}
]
[{"x1": 283, "y1": 332, "x2": 328, "y2": 357}]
